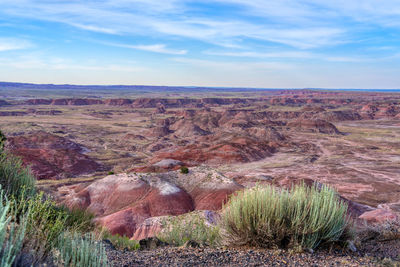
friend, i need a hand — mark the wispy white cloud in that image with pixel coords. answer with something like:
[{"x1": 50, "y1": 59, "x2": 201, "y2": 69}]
[
  {"x1": 0, "y1": 54, "x2": 145, "y2": 72},
  {"x1": 204, "y1": 50, "x2": 313, "y2": 58},
  {"x1": 0, "y1": 0, "x2": 348, "y2": 49},
  {"x1": 70, "y1": 23, "x2": 118, "y2": 34},
  {"x1": 171, "y1": 57, "x2": 292, "y2": 70},
  {"x1": 0, "y1": 38, "x2": 32, "y2": 51},
  {"x1": 106, "y1": 42, "x2": 187, "y2": 55},
  {"x1": 204, "y1": 49, "x2": 371, "y2": 62}
]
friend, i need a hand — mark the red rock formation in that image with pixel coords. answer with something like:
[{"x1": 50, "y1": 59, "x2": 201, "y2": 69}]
[
  {"x1": 288, "y1": 119, "x2": 342, "y2": 134},
  {"x1": 24, "y1": 99, "x2": 52, "y2": 105},
  {"x1": 104, "y1": 99, "x2": 132, "y2": 105},
  {"x1": 12, "y1": 148, "x2": 101, "y2": 179},
  {"x1": 60, "y1": 168, "x2": 242, "y2": 238},
  {"x1": 7, "y1": 132, "x2": 101, "y2": 179},
  {"x1": 64, "y1": 173, "x2": 194, "y2": 236},
  {"x1": 131, "y1": 216, "x2": 164, "y2": 240},
  {"x1": 359, "y1": 208, "x2": 398, "y2": 224}
]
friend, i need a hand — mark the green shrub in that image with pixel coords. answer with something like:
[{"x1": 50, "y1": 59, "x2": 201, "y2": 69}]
[
  {"x1": 220, "y1": 183, "x2": 353, "y2": 250},
  {"x1": 158, "y1": 213, "x2": 220, "y2": 247},
  {"x1": 0, "y1": 130, "x2": 6, "y2": 151},
  {"x1": 10, "y1": 192, "x2": 68, "y2": 263},
  {"x1": 60, "y1": 206, "x2": 95, "y2": 234},
  {"x1": 107, "y1": 171, "x2": 115, "y2": 175},
  {"x1": 103, "y1": 231, "x2": 140, "y2": 251},
  {"x1": 0, "y1": 187, "x2": 27, "y2": 267},
  {"x1": 0, "y1": 152, "x2": 36, "y2": 199},
  {"x1": 55, "y1": 232, "x2": 108, "y2": 267},
  {"x1": 180, "y1": 166, "x2": 189, "y2": 174}
]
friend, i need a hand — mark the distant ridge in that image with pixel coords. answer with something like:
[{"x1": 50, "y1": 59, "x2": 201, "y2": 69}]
[{"x1": 0, "y1": 81, "x2": 399, "y2": 92}]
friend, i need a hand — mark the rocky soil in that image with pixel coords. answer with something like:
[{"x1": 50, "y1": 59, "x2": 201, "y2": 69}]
[{"x1": 105, "y1": 245, "x2": 392, "y2": 267}]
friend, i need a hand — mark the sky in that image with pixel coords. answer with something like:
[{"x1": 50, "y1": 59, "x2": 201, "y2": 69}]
[{"x1": 0, "y1": 0, "x2": 400, "y2": 88}]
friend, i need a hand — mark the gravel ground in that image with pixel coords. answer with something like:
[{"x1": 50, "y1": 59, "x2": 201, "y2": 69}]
[{"x1": 105, "y1": 245, "x2": 392, "y2": 267}]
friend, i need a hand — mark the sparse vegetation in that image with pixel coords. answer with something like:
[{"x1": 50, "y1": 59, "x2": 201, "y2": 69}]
[
  {"x1": 107, "y1": 171, "x2": 115, "y2": 175},
  {"x1": 0, "y1": 130, "x2": 6, "y2": 151},
  {"x1": 180, "y1": 166, "x2": 189, "y2": 174},
  {"x1": 103, "y1": 231, "x2": 140, "y2": 251},
  {"x1": 55, "y1": 232, "x2": 108, "y2": 267},
  {"x1": 158, "y1": 213, "x2": 220, "y2": 247},
  {"x1": 0, "y1": 152, "x2": 36, "y2": 200},
  {"x1": 220, "y1": 183, "x2": 353, "y2": 250},
  {"x1": 0, "y1": 187, "x2": 27, "y2": 267}
]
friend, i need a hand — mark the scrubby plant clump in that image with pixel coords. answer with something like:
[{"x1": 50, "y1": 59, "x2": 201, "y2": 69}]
[
  {"x1": 0, "y1": 187, "x2": 28, "y2": 267},
  {"x1": 220, "y1": 184, "x2": 353, "y2": 250},
  {"x1": 55, "y1": 232, "x2": 108, "y2": 267},
  {"x1": 103, "y1": 231, "x2": 140, "y2": 251},
  {"x1": 0, "y1": 130, "x2": 6, "y2": 151},
  {"x1": 0, "y1": 152, "x2": 36, "y2": 199},
  {"x1": 158, "y1": 213, "x2": 220, "y2": 247},
  {"x1": 180, "y1": 166, "x2": 189, "y2": 174}
]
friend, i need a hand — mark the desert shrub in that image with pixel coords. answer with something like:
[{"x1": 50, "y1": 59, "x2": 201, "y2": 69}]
[
  {"x1": 103, "y1": 231, "x2": 140, "y2": 251},
  {"x1": 10, "y1": 192, "x2": 68, "y2": 263},
  {"x1": 59, "y1": 206, "x2": 96, "y2": 233},
  {"x1": 55, "y1": 232, "x2": 108, "y2": 267},
  {"x1": 0, "y1": 187, "x2": 28, "y2": 267},
  {"x1": 180, "y1": 166, "x2": 189, "y2": 174},
  {"x1": 158, "y1": 213, "x2": 220, "y2": 247},
  {"x1": 0, "y1": 130, "x2": 6, "y2": 151},
  {"x1": 107, "y1": 171, "x2": 115, "y2": 175},
  {"x1": 0, "y1": 152, "x2": 36, "y2": 199},
  {"x1": 220, "y1": 183, "x2": 352, "y2": 250}
]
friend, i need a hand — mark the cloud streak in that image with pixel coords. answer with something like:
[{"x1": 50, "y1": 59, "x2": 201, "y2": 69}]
[
  {"x1": 0, "y1": 38, "x2": 32, "y2": 52},
  {"x1": 106, "y1": 42, "x2": 187, "y2": 55}
]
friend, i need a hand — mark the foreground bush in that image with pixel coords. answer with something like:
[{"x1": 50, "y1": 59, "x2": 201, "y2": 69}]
[
  {"x1": 220, "y1": 184, "x2": 353, "y2": 250},
  {"x1": 0, "y1": 188, "x2": 27, "y2": 267},
  {"x1": 0, "y1": 152, "x2": 36, "y2": 200},
  {"x1": 158, "y1": 213, "x2": 220, "y2": 247},
  {"x1": 55, "y1": 232, "x2": 108, "y2": 267}
]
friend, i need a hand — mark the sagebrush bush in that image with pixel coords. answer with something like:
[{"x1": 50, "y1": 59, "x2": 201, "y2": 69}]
[
  {"x1": 0, "y1": 130, "x2": 6, "y2": 151},
  {"x1": 0, "y1": 152, "x2": 36, "y2": 199},
  {"x1": 220, "y1": 184, "x2": 353, "y2": 250},
  {"x1": 0, "y1": 187, "x2": 27, "y2": 267},
  {"x1": 158, "y1": 213, "x2": 220, "y2": 247},
  {"x1": 55, "y1": 232, "x2": 108, "y2": 267},
  {"x1": 10, "y1": 192, "x2": 68, "y2": 263}
]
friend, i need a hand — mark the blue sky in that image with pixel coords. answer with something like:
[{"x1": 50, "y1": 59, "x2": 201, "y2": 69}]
[{"x1": 0, "y1": 0, "x2": 400, "y2": 88}]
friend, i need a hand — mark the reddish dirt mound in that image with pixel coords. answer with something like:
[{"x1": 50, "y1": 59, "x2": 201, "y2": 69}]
[
  {"x1": 12, "y1": 148, "x2": 101, "y2": 180},
  {"x1": 64, "y1": 173, "x2": 194, "y2": 236},
  {"x1": 7, "y1": 131, "x2": 101, "y2": 179},
  {"x1": 288, "y1": 119, "x2": 342, "y2": 134},
  {"x1": 154, "y1": 134, "x2": 276, "y2": 165},
  {"x1": 60, "y1": 168, "x2": 243, "y2": 238}
]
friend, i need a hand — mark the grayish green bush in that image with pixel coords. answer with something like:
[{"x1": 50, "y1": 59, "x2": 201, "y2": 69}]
[
  {"x1": 55, "y1": 232, "x2": 108, "y2": 267},
  {"x1": 0, "y1": 187, "x2": 27, "y2": 267},
  {"x1": 0, "y1": 152, "x2": 36, "y2": 199},
  {"x1": 220, "y1": 183, "x2": 353, "y2": 250}
]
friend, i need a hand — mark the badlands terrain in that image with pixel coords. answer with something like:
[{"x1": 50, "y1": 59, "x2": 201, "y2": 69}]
[{"x1": 1, "y1": 84, "x2": 400, "y2": 265}]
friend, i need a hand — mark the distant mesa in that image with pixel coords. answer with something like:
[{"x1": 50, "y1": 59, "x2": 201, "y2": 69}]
[{"x1": 288, "y1": 118, "x2": 342, "y2": 135}]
